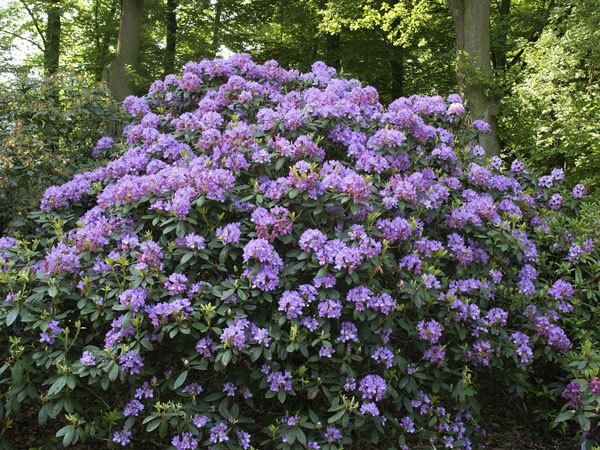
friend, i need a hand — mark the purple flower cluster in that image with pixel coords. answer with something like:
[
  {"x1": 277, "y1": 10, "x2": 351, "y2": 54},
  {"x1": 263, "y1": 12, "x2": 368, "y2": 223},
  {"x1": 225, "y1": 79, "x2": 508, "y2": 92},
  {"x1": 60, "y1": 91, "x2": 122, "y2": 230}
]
[
  {"x1": 216, "y1": 222, "x2": 241, "y2": 244},
  {"x1": 39, "y1": 320, "x2": 62, "y2": 345},
  {"x1": 266, "y1": 369, "x2": 293, "y2": 392},
  {"x1": 358, "y1": 374, "x2": 387, "y2": 401},
  {"x1": 417, "y1": 319, "x2": 443, "y2": 344},
  {"x1": 242, "y1": 238, "x2": 283, "y2": 291},
  {"x1": 299, "y1": 226, "x2": 381, "y2": 274}
]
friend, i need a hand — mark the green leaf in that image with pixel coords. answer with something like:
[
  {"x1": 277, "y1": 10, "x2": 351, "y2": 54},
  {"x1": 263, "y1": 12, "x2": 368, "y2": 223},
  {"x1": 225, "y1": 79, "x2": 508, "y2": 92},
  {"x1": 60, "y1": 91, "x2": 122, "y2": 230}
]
[
  {"x1": 6, "y1": 308, "x2": 19, "y2": 326},
  {"x1": 578, "y1": 413, "x2": 591, "y2": 431},
  {"x1": 328, "y1": 409, "x2": 345, "y2": 424},
  {"x1": 48, "y1": 285, "x2": 58, "y2": 298},
  {"x1": 108, "y1": 362, "x2": 120, "y2": 382},
  {"x1": 48, "y1": 376, "x2": 68, "y2": 396},
  {"x1": 146, "y1": 418, "x2": 161, "y2": 432},
  {"x1": 173, "y1": 370, "x2": 189, "y2": 389},
  {"x1": 555, "y1": 410, "x2": 575, "y2": 422}
]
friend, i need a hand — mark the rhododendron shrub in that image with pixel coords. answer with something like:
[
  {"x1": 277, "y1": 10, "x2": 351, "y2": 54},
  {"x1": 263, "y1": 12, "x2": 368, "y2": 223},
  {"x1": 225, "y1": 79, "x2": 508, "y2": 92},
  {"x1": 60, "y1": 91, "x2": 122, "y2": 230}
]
[{"x1": 0, "y1": 54, "x2": 598, "y2": 449}]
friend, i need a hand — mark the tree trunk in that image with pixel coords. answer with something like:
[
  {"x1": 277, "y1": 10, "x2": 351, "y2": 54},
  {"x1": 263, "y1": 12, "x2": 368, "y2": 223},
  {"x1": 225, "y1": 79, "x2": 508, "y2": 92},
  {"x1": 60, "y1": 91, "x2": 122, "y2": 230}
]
[
  {"x1": 44, "y1": 0, "x2": 61, "y2": 75},
  {"x1": 105, "y1": 0, "x2": 144, "y2": 101},
  {"x1": 390, "y1": 45, "x2": 405, "y2": 100},
  {"x1": 447, "y1": 0, "x2": 501, "y2": 157},
  {"x1": 325, "y1": 33, "x2": 341, "y2": 70},
  {"x1": 211, "y1": 0, "x2": 223, "y2": 57},
  {"x1": 164, "y1": 0, "x2": 177, "y2": 75}
]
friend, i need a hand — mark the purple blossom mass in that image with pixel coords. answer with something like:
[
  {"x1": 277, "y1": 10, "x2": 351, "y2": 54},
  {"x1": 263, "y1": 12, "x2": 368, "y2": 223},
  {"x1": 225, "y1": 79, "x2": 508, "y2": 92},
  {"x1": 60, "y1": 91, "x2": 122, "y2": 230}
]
[{"x1": 1, "y1": 54, "x2": 595, "y2": 450}]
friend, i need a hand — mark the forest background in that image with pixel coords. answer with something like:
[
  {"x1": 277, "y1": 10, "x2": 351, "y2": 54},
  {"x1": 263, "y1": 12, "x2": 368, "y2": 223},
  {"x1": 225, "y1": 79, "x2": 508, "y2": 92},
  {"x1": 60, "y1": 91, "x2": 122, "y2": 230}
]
[{"x1": 0, "y1": 0, "x2": 598, "y2": 232}]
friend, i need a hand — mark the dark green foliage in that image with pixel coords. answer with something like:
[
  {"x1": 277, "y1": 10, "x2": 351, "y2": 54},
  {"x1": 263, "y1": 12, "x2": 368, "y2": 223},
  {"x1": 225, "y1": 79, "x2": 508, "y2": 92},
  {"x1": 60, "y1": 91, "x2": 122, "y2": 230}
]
[
  {"x1": 500, "y1": 0, "x2": 600, "y2": 196},
  {"x1": 0, "y1": 76, "x2": 123, "y2": 233}
]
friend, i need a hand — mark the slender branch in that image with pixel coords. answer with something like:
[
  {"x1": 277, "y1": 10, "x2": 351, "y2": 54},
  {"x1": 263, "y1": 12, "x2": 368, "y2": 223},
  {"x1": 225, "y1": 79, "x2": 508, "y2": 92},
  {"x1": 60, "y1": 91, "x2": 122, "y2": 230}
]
[
  {"x1": 0, "y1": 28, "x2": 44, "y2": 51},
  {"x1": 16, "y1": 0, "x2": 46, "y2": 47}
]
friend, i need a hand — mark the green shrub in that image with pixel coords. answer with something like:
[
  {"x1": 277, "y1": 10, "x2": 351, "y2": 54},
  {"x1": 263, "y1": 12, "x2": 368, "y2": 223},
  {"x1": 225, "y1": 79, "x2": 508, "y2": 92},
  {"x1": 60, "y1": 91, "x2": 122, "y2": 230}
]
[
  {"x1": 0, "y1": 75, "x2": 123, "y2": 233},
  {"x1": 0, "y1": 55, "x2": 598, "y2": 449}
]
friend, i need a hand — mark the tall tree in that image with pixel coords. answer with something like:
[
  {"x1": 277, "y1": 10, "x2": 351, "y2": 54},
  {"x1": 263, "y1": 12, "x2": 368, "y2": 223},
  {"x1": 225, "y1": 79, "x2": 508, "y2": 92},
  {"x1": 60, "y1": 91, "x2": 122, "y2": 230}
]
[
  {"x1": 164, "y1": 0, "x2": 177, "y2": 75},
  {"x1": 44, "y1": 0, "x2": 61, "y2": 75},
  {"x1": 211, "y1": 0, "x2": 223, "y2": 56},
  {"x1": 105, "y1": 0, "x2": 144, "y2": 101},
  {"x1": 447, "y1": 0, "x2": 501, "y2": 156}
]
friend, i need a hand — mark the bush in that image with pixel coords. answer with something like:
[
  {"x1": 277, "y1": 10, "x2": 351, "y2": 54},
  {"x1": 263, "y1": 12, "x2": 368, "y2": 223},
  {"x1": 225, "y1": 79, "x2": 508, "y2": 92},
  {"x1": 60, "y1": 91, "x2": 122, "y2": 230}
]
[
  {"x1": 0, "y1": 54, "x2": 598, "y2": 449},
  {"x1": 0, "y1": 75, "x2": 123, "y2": 234}
]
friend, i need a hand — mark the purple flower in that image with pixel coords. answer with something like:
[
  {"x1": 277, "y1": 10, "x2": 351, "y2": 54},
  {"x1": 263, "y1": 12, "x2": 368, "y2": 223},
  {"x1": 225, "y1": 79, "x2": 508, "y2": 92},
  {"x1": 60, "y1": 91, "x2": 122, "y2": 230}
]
[
  {"x1": 344, "y1": 377, "x2": 356, "y2": 392},
  {"x1": 317, "y1": 298, "x2": 342, "y2": 319},
  {"x1": 177, "y1": 233, "x2": 206, "y2": 250},
  {"x1": 237, "y1": 431, "x2": 251, "y2": 449},
  {"x1": 359, "y1": 402, "x2": 380, "y2": 416},
  {"x1": 358, "y1": 374, "x2": 387, "y2": 401},
  {"x1": 40, "y1": 320, "x2": 62, "y2": 345},
  {"x1": 172, "y1": 432, "x2": 198, "y2": 450},
  {"x1": 486, "y1": 308, "x2": 508, "y2": 327},
  {"x1": 216, "y1": 222, "x2": 241, "y2": 244},
  {"x1": 251, "y1": 326, "x2": 271, "y2": 346},
  {"x1": 123, "y1": 399, "x2": 144, "y2": 417},
  {"x1": 223, "y1": 382, "x2": 236, "y2": 396},
  {"x1": 281, "y1": 415, "x2": 300, "y2": 426},
  {"x1": 472, "y1": 120, "x2": 491, "y2": 131},
  {"x1": 372, "y1": 347, "x2": 394, "y2": 368},
  {"x1": 242, "y1": 239, "x2": 283, "y2": 291},
  {"x1": 267, "y1": 370, "x2": 293, "y2": 392},
  {"x1": 301, "y1": 317, "x2": 319, "y2": 332},
  {"x1": 165, "y1": 273, "x2": 188, "y2": 295},
  {"x1": 135, "y1": 382, "x2": 153, "y2": 399},
  {"x1": 489, "y1": 268, "x2": 502, "y2": 283},
  {"x1": 562, "y1": 382, "x2": 581, "y2": 409},
  {"x1": 196, "y1": 335, "x2": 216, "y2": 357},
  {"x1": 590, "y1": 377, "x2": 600, "y2": 395},
  {"x1": 112, "y1": 429, "x2": 132, "y2": 446},
  {"x1": 337, "y1": 321, "x2": 359, "y2": 343},
  {"x1": 119, "y1": 287, "x2": 147, "y2": 312},
  {"x1": 182, "y1": 383, "x2": 203, "y2": 396},
  {"x1": 510, "y1": 332, "x2": 533, "y2": 364},
  {"x1": 192, "y1": 415, "x2": 210, "y2": 428},
  {"x1": 80, "y1": 351, "x2": 96, "y2": 366},
  {"x1": 401, "y1": 416, "x2": 416, "y2": 433},
  {"x1": 548, "y1": 193, "x2": 563, "y2": 210},
  {"x1": 471, "y1": 340, "x2": 493, "y2": 366},
  {"x1": 572, "y1": 184, "x2": 586, "y2": 199},
  {"x1": 39, "y1": 243, "x2": 80, "y2": 277},
  {"x1": 135, "y1": 240, "x2": 163, "y2": 270},
  {"x1": 325, "y1": 427, "x2": 342, "y2": 443},
  {"x1": 417, "y1": 319, "x2": 442, "y2": 344},
  {"x1": 0, "y1": 237, "x2": 17, "y2": 249},
  {"x1": 118, "y1": 350, "x2": 143, "y2": 375},
  {"x1": 423, "y1": 345, "x2": 446, "y2": 367},
  {"x1": 209, "y1": 423, "x2": 229, "y2": 443},
  {"x1": 221, "y1": 319, "x2": 248, "y2": 350},
  {"x1": 278, "y1": 291, "x2": 305, "y2": 319},
  {"x1": 548, "y1": 279, "x2": 574, "y2": 300}
]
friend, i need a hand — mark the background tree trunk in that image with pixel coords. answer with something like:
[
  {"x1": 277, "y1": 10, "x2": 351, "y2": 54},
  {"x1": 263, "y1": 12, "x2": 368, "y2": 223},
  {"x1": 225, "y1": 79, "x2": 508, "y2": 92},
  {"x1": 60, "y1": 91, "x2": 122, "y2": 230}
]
[
  {"x1": 390, "y1": 45, "x2": 405, "y2": 100},
  {"x1": 105, "y1": 0, "x2": 144, "y2": 101},
  {"x1": 325, "y1": 33, "x2": 341, "y2": 70},
  {"x1": 164, "y1": 0, "x2": 177, "y2": 75},
  {"x1": 447, "y1": 0, "x2": 501, "y2": 157},
  {"x1": 44, "y1": 0, "x2": 61, "y2": 75},
  {"x1": 211, "y1": 0, "x2": 223, "y2": 57}
]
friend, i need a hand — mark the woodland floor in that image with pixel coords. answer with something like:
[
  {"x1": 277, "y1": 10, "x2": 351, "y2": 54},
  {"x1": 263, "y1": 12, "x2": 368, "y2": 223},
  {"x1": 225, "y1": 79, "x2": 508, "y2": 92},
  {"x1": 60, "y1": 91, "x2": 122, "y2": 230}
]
[{"x1": 2, "y1": 388, "x2": 579, "y2": 450}]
